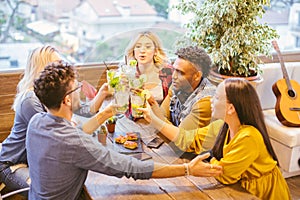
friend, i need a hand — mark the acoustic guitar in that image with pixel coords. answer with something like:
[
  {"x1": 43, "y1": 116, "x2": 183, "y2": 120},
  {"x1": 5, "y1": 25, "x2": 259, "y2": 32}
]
[{"x1": 271, "y1": 40, "x2": 300, "y2": 127}]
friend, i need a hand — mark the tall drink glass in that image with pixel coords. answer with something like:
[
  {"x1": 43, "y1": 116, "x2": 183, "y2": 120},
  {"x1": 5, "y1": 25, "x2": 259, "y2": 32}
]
[
  {"x1": 114, "y1": 86, "x2": 130, "y2": 114},
  {"x1": 106, "y1": 69, "x2": 118, "y2": 93},
  {"x1": 130, "y1": 92, "x2": 146, "y2": 118}
]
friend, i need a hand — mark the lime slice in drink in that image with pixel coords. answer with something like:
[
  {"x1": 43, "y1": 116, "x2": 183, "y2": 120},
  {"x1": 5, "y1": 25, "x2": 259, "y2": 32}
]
[{"x1": 141, "y1": 90, "x2": 151, "y2": 99}]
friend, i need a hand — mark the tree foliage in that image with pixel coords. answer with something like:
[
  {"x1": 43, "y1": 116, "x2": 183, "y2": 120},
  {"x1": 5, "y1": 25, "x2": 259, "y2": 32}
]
[
  {"x1": 176, "y1": 0, "x2": 279, "y2": 77},
  {"x1": 0, "y1": 0, "x2": 29, "y2": 42}
]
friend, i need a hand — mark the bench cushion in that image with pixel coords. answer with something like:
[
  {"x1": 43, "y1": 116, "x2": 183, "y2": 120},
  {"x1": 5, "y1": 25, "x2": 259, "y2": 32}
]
[{"x1": 264, "y1": 109, "x2": 300, "y2": 147}]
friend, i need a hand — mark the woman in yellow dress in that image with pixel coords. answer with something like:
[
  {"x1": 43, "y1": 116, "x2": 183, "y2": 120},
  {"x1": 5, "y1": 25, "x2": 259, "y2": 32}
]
[
  {"x1": 209, "y1": 78, "x2": 291, "y2": 200},
  {"x1": 140, "y1": 78, "x2": 291, "y2": 200}
]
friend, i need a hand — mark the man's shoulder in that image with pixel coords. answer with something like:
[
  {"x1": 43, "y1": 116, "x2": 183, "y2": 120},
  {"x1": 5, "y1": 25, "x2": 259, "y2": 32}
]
[
  {"x1": 201, "y1": 78, "x2": 216, "y2": 89},
  {"x1": 29, "y1": 112, "x2": 46, "y2": 122},
  {"x1": 27, "y1": 113, "x2": 49, "y2": 135},
  {"x1": 196, "y1": 78, "x2": 216, "y2": 96}
]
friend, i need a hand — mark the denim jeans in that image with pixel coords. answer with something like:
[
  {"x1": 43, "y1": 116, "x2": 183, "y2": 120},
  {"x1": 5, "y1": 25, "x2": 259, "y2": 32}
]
[{"x1": 0, "y1": 162, "x2": 29, "y2": 194}]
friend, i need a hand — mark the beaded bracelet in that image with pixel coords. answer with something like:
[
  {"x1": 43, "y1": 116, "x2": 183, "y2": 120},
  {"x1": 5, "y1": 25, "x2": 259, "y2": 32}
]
[{"x1": 183, "y1": 163, "x2": 190, "y2": 176}]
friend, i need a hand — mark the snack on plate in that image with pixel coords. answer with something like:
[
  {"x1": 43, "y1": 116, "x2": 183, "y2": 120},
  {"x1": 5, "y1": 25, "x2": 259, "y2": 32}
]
[
  {"x1": 126, "y1": 132, "x2": 138, "y2": 141},
  {"x1": 123, "y1": 141, "x2": 138, "y2": 150},
  {"x1": 115, "y1": 135, "x2": 127, "y2": 144}
]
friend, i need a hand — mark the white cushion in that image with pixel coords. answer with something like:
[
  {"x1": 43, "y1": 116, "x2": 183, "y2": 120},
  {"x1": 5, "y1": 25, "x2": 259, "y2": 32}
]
[
  {"x1": 264, "y1": 109, "x2": 300, "y2": 147},
  {"x1": 291, "y1": 64, "x2": 300, "y2": 81}
]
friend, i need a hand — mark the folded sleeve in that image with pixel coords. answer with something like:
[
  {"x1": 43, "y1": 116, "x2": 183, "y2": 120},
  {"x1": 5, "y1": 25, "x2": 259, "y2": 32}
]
[{"x1": 174, "y1": 120, "x2": 223, "y2": 154}]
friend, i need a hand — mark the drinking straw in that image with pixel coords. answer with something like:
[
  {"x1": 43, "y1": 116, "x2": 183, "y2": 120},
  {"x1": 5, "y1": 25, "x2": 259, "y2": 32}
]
[
  {"x1": 143, "y1": 94, "x2": 147, "y2": 108},
  {"x1": 103, "y1": 61, "x2": 109, "y2": 70}
]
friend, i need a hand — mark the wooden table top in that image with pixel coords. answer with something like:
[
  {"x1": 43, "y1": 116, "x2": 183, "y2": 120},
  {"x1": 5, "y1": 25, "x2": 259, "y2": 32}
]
[{"x1": 83, "y1": 115, "x2": 259, "y2": 200}]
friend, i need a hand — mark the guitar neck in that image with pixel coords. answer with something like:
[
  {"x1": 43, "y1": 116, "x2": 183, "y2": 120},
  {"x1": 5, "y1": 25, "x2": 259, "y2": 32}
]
[{"x1": 273, "y1": 41, "x2": 293, "y2": 91}]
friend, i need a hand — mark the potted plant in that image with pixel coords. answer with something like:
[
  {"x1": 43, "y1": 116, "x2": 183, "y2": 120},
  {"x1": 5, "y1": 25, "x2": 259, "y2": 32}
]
[
  {"x1": 98, "y1": 125, "x2": 108, "y2": 145},
  {"x1": 105, "y1": 116, "x2": 117, "y2": 133},
  {"x1": 175, "y1": 0, "x2": 279, "y2": 82}
]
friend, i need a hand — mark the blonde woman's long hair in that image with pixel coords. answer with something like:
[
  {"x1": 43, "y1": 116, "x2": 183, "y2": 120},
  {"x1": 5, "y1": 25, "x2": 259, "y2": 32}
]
[
  {"x1": 125, "y1": 31, "x2": 167, "y2": 70},
  {"x1": 12, "y1": 45, "x2": 60, "y2": 111}
]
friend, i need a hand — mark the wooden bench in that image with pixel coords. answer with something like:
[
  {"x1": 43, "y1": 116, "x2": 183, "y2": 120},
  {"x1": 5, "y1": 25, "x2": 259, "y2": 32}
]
[{"x1": 0, "y1": 70, "x2": 22, "y2": 142}]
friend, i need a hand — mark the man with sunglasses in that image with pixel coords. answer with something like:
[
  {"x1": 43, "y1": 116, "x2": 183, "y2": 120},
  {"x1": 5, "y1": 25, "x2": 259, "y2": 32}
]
[{"x1": 26, "y1": 61, "x2": 222, "y2": 200}]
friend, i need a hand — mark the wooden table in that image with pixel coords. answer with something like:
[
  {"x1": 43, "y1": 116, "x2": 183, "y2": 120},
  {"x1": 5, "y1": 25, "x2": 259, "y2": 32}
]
[{"x1": 82, "y1": 116, "x2": 259, "y2": 200}]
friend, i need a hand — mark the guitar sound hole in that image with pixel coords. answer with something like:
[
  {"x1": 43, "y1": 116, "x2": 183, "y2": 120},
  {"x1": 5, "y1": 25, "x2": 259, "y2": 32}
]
[{"x1": 288, "y1": 90, "x2": 296, "y2": 98}]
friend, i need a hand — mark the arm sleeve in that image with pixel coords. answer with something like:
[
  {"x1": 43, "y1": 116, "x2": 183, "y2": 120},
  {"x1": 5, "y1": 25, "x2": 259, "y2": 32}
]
[
  {"x1": 21, "y1": 96, "x2": 45, "y2": 123},
  {"x1": 211, "y1": 128, "x2": 260, "y2": 184},
  {"x1": 174, "y1": 120, "x2": 223, "y2": 154},
  {"x1": 74, "y1": 133, "x2": 154, "y2": 180},
  {"x1": 178, "y1": 96, "x2": 212, "y2": 130}
]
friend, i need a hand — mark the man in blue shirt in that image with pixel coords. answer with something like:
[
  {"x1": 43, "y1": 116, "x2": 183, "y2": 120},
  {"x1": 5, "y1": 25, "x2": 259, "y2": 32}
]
[{"x1": 26, "y1": 61, "x2": 222, "y2": 200}]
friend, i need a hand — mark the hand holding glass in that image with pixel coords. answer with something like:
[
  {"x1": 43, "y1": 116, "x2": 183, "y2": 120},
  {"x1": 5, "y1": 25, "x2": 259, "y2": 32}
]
[
  {"x1": 131, "y1": 92, "x2": 146, "y2": 118},
  {"x1": 114, "y1": 86, "x2": 130, "y2": 114}
]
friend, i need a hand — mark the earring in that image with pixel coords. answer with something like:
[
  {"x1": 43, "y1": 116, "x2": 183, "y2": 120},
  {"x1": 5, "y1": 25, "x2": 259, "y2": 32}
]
[{"x1": 153, "y1": 55, "x2": 159, "y2": 63}]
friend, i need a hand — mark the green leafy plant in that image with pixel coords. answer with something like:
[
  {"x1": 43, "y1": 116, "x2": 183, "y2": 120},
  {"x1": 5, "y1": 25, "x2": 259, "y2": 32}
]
[
  {"x1": 129, "y1": 59, "x2": 137, "y2": 67},
  {"x1": 106, "y1": 116, "x2": 117, "y2": 124},
  {"x1": 99, "y1": 125, "x2": 108, "y2": 134},
  {"x1": 105, "y1": 116, "x2": 117, "y2": 134},
  {"x1": 107, "y1": 70, "x2": 120, "y2": 88},
  {"x1": 175, "y1": 0, "x2": 279, "y2": 77}
]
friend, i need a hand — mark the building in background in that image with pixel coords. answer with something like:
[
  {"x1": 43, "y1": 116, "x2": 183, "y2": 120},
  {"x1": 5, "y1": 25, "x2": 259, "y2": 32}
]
[
  {"x1": 70, "y1": 0, "x2": 164, "y2": 46},
  {"x1": 1, "y1": 0, "x2": 299, "y2": 69},
  {"x1": 289, "y1": 3, "x2": 300, "y2": 49}
]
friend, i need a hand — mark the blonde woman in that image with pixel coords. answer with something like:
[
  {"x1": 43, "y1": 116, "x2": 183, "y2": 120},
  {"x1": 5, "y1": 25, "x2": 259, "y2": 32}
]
[
  {"x1": 0, "y1": 46, "x2": 108, "y2": 194},
  {"x1": 0, "y1": 45, "x2": 60, "y2": 193},
  {"x1": 125, "y1": 31, "x2": 173, "y2": 102}
]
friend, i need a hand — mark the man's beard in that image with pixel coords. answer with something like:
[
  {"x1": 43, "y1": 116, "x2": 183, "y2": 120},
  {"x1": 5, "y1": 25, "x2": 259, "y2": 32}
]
[{"x1": 173, "y1": 84, "x2": 193, "y2": 96}]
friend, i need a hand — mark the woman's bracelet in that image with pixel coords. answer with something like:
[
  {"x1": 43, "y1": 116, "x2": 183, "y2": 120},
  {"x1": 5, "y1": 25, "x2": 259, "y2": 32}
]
[{"x1": 183, "y1": 163, "x2": 190, "y2": 176}]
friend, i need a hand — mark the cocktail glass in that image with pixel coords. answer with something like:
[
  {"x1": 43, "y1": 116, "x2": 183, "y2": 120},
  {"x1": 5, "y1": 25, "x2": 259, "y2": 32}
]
[
  {"x1": 131, "y1": 92, "x2": 146, "y2": 118},
  {"x1": 106, "y1": 69, "x2": 119, "y2": 93},
  {"x1": 114, "y1": 86, "x2": 130, "y2": 114}
]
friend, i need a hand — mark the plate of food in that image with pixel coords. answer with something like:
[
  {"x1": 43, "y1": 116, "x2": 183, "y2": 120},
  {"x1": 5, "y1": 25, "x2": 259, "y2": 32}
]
[{"x1": 113, "y1": 132, "x2": 143, "y2": 154}]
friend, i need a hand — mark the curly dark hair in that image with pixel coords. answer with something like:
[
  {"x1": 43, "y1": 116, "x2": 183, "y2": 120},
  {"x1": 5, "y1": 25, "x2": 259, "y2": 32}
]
[
  {"x1": 175, "y1": 46, "x2": 212, "y2": 77},
  {"x1": 34, "y1": 61, "x2": 77, "y2": 110}
]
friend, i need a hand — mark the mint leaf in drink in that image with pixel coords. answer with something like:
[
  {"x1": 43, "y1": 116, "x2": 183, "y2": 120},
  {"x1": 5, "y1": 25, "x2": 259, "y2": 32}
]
[
  {"x1": 110, "y1": 77, "x2": 120, "y2": 88},
  {"x1": 129, "y1": 60, "x2": 137, "y2": 66}
]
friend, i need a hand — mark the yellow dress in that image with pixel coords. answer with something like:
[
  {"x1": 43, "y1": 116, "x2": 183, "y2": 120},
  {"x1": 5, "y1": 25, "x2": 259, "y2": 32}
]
[{"x1": 211, "y1": 125, "x2": 291, "y2": 200}]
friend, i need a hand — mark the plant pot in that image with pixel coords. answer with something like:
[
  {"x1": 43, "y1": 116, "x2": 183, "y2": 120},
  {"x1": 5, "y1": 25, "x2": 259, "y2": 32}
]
[
  {"x1": 98, "y1": 133, "x2": 107, "y2": 145},
  {"x1": 106, "y1": 123, "x2": 116, "y2": 133},
  {"x1": 207, "y1": 67, "x2": 263, "y2": 88}
]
